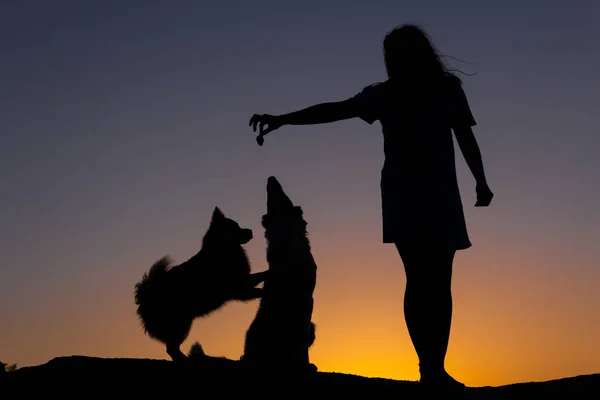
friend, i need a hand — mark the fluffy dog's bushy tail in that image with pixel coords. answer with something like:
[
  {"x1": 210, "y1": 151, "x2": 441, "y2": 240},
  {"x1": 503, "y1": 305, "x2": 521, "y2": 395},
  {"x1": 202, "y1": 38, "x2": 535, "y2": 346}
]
[
  {"x1": 134, "y1": 256, "x2": 172, "y2": 306},
  {"x1": 134, "y1": 256, "x2": 173, "y2": 336}
]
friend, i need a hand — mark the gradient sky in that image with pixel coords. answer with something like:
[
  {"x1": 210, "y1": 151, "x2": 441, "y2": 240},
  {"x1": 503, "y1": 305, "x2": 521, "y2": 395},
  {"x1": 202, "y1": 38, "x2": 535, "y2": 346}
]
[{"x1": 1, "y1": 0, "x2": 599, "y2": 387}]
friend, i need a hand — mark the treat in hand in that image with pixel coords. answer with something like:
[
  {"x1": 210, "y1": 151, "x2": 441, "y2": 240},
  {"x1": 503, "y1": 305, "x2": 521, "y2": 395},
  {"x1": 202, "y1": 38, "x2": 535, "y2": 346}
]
[{"x1": 249, "y1": 114, "x2": 282, "y2": 147}]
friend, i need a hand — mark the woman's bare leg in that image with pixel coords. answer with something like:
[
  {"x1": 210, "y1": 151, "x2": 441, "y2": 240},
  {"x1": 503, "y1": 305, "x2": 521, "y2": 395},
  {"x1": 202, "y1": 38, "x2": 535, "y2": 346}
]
[{"x1": 395, "y1": 244, "x2": 464, "y2": 388}]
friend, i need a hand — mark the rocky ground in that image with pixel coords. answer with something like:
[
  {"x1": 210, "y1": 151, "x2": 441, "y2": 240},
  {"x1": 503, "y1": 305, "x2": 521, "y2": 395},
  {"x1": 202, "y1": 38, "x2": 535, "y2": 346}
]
[{"x1": 1, "y1": 355, "x2": 598, "y2": 398}]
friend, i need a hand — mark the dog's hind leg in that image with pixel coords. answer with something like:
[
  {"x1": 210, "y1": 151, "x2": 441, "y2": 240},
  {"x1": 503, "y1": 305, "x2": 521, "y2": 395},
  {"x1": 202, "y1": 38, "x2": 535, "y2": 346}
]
[
  {"x1": 164, "y1": 319, "x2": 193, "y2": 362},
  {"x1": 166, "y1": 342, "x2": 187, "y2": 362}
]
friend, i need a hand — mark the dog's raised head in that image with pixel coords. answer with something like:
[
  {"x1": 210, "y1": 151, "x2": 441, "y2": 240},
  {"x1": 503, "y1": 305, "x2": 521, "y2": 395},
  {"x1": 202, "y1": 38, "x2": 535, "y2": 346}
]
[
  {"x1": 262, "y1": 176, "x2": 308, "y2": 248},
  {"x1": 203, "y1": 207, "x2": 253, "y2": 245}
]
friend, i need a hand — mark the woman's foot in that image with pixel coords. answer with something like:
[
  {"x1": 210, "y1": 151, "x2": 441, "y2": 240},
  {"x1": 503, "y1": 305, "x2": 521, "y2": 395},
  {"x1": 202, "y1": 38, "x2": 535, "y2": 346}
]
[{"x1": 419, "y1": 368, "x2": 466, "y2": 390}]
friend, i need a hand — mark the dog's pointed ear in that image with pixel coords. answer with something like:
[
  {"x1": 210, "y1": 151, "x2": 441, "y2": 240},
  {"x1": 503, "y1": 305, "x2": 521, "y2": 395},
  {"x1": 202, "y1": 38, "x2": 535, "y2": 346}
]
[{"x1": 212, "y1": 207, "x2": 225, "y2": 221}]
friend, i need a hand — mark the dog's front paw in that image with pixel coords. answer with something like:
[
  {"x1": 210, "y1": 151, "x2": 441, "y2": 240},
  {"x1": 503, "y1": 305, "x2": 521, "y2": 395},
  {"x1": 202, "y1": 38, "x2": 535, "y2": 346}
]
[
  {"x1": 249, "y1": 270, "x2": 270, "y2": 286},
  {"x1": 236, "y1": 287, "x2": 263, "y2": 301}
]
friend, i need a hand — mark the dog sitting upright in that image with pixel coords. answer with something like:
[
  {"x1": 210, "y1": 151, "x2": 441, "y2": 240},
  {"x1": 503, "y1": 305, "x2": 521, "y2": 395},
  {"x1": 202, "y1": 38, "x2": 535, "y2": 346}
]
[
  {"x1": 134, "y1": 207, "x2": 268, "y2": 362},
  {"x1": 242, "y1": 176, "x2": 317, "y2": 372}
]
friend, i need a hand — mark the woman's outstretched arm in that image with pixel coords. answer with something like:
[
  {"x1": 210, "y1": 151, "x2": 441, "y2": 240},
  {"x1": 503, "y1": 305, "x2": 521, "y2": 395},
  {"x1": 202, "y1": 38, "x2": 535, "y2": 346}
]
[
  {"x1": 277, "y1": 100, "x2": 359, "y2": 126},
  {"x1": 250, "y1": 99, "x2": 360, "y2": 140}
]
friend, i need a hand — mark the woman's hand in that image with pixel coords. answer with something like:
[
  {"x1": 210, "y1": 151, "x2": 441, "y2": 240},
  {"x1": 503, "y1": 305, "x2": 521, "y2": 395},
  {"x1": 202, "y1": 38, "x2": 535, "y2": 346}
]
[
  {"x1": 475, "y1": 181, "x2": 494, "y2": 207},
  {"x1": 249, "y1": 114, "x2": 283, "y2": 146}
]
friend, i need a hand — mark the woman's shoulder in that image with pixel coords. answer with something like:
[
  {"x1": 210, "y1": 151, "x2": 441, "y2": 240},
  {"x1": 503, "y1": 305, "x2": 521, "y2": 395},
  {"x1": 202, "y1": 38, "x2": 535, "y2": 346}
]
[
  {"x1": 445, "y1": 73, "x2": 462, "y2": 84},
  {"x1": 360, "y1": 80, "x2": 389, "y2": 93},
  {"x1": 443, "y1": 74, "x2": 465, "y2": 92},
  {"x1": 356, "y1": 80, "x2": 394, "y2": 101},
  {"x1": 350, "y1": 80, "x2": 389, "y2": 104}
]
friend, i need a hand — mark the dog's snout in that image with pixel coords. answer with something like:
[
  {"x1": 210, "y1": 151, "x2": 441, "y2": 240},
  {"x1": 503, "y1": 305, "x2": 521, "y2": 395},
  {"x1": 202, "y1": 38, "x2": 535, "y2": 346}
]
[
  {"x1": 240, "y1": 228, "x2": 253, "y2": 244},
  {"x1": 266, "y1": 176, "x2": 281, "y2": 192}
]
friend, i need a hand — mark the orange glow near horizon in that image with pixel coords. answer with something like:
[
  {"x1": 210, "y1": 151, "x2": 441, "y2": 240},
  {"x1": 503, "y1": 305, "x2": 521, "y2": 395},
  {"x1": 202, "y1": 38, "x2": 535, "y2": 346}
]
[{"x1": 3, "y1": 224, "x2": 599, "y2": 387}]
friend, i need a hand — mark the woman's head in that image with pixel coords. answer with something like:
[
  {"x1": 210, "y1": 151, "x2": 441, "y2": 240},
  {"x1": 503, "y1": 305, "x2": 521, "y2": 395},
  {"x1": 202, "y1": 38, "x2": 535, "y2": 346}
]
[{"x1": 383, "y1": 24, "x2": 456, "y2": 83}]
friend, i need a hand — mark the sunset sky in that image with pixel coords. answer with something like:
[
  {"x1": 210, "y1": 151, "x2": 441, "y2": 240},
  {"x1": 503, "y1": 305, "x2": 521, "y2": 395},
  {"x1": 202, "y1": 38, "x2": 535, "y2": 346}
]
[{"x1": 1, "y1": 0, "x2": 599, "y2": 387}]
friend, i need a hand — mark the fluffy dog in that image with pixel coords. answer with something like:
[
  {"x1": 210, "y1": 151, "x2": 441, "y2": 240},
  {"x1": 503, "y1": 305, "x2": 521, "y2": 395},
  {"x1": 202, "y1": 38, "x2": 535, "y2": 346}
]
[
  {"x1": 134, "y1": 207, "x2": 268, "y2": 361},
  {"x1": 241, "y1": 176, "x2": 318, "y2": 372}
]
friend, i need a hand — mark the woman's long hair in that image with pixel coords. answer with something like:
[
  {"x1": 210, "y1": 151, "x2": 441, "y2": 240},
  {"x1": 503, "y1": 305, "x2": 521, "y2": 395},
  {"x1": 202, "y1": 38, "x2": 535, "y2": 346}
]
[{"x1": 383, "y1": 24, "x2": 469, "y2": 87}]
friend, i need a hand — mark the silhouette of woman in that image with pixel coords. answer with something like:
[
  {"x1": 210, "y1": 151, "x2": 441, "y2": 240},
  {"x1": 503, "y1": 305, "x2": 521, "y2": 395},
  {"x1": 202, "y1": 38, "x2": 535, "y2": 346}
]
[{"x1": 249, "y1": 24, "x2": 493, "y2": 388}]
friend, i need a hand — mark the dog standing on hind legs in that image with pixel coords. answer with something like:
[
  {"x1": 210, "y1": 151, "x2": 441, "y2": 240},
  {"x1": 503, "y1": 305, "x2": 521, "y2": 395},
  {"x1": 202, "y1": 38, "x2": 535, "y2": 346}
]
[
  {"x1": 134, "y1": 207, "x2": 268, "y2": 362},
  {"x1": 242, "y1": 176, "x2": 318, "y2": 373}
]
